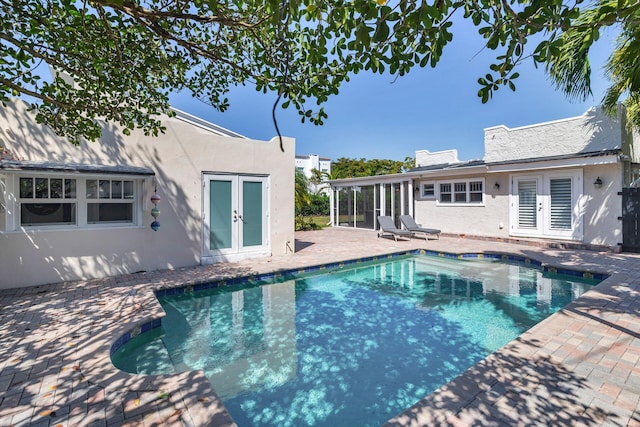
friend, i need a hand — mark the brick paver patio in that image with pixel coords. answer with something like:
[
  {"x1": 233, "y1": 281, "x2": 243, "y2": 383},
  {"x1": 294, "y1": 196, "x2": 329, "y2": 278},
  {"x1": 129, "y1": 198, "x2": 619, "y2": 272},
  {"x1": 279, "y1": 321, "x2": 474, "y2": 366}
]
[{"x1": 1, "y1": 227, "x2": 640, "y2": 426}]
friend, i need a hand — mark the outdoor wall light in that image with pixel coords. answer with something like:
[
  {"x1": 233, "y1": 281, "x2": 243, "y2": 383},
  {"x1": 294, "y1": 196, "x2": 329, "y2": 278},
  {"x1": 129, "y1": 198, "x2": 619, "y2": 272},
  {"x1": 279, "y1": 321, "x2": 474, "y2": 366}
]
[
  {"x1": 594, "y1": 177, "x2": 603, "y2": 188},
  {"x1": 494, "y1": 182, "x2": 500, "y2": 190}
]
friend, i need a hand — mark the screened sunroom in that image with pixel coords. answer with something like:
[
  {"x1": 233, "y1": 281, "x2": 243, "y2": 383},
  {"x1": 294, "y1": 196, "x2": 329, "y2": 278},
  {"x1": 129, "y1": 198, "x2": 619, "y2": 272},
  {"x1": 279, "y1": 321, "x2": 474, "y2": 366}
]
[{"x1": 329, "y1": 176, "x2": 415, "y2": 230}]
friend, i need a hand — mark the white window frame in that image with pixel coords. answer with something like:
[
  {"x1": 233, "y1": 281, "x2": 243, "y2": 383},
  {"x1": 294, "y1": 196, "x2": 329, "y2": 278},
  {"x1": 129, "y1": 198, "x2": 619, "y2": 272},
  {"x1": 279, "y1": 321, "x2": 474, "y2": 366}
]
[
  {"x1": 3, "y1": 172, "x2": 147, "y2": 231},
  {"x1": 435, "y1": 178, "x2": 485, "y2": 206},
  {"x1": 420, "y1": 182, "x2": 436, "y2": 199}
]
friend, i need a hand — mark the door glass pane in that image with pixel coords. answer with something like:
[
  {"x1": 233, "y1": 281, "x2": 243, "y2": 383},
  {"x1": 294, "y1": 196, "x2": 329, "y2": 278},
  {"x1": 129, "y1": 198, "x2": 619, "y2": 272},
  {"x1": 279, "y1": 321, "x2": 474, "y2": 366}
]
[
  {"x1": 356, "y1": 185, "x2": 375, "y2": 229},
  {"x1": 337, "y1": 187, "x2": 352, "y2": 226},
  {"x1": 518, "y1": 180, "x2": 537, "y2": 228},
  {"x1": 210, "y1": 180, "x2": 233, "y2": 250},
  {"x1": 242, "y1": 181, "x2": 263, "y2": 247},
  {"x1": 393, "y1": 183, "x2": 401, "y2": 227},
  {"x1": 550, "y1": 178, "x2": 572, "y2": 229}
]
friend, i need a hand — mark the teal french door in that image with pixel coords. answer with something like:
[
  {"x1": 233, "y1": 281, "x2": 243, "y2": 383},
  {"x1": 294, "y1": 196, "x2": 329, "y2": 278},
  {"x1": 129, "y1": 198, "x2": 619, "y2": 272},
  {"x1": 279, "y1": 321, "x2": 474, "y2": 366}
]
[{"x1": 203, "y1": 174, "x2": 268, "y2": 258}]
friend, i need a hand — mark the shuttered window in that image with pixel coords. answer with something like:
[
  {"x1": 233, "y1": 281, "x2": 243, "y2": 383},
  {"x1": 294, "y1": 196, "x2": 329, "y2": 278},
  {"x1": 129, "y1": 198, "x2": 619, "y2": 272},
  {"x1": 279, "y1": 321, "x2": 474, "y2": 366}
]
[
  {"x1": 550, "y1": 178, "x2": 572, "y2": 229},
  {"x1": 518, "y1": 180, "x2": 537, "y2": 228}
]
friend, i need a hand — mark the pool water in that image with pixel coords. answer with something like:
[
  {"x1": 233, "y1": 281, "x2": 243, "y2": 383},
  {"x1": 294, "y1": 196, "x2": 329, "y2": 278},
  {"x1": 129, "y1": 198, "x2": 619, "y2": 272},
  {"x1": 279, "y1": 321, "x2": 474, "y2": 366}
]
[{"x1": 112, "y1": 255, "x2": 599, "y2": 426}]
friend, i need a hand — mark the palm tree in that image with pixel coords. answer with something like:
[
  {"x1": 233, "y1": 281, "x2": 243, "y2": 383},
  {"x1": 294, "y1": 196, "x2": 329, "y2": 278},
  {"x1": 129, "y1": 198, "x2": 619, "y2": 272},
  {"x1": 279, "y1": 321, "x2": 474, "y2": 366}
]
[
  {"x1": 295, "y1": 169, "x2": 311, "y2": 212},
  {"x1": 546, "y1": 1, "x2": 640, "y2": 127}
]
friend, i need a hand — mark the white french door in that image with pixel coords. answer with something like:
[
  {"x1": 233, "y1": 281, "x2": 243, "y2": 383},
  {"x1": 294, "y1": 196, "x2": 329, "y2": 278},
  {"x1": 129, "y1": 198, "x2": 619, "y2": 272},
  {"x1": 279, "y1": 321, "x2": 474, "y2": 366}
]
[
  {"x1": 510, "y1": 170, "x2": 583, "y2": 240},
  {"x1": 203, "y1": 174, "x2": 269, "y2": 262}
]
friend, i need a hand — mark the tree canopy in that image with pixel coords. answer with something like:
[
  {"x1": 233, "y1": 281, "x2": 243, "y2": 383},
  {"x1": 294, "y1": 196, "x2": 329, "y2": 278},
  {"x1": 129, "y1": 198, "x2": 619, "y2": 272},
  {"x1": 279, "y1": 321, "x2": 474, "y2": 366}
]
[
  {"x1": 2, "y1": 0, "x2": 639, "y2": 144},
  {"x1": 329, "y1": 157, "x2": 415, "y2": 178}
]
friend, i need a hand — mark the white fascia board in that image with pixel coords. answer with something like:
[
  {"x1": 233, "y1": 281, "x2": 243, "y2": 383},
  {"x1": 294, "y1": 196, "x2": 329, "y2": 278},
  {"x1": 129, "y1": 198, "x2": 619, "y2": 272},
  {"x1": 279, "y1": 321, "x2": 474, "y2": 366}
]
[
  {"x1": 328, "y1": 166, "x2": 488, "y2": 187},
  {"x1": 486, "y1": 154, "x2": 619, "y2": 173},
  {"x1": 411, "y1": 166, "x2": 487, "y2": 179}
]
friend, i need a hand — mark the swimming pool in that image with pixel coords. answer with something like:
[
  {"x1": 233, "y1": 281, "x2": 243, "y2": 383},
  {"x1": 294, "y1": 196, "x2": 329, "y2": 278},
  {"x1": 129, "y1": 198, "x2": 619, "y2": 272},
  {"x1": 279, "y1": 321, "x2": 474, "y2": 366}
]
[{"x1": 111, "y1": 253, "x2": 601, "y2": 426}]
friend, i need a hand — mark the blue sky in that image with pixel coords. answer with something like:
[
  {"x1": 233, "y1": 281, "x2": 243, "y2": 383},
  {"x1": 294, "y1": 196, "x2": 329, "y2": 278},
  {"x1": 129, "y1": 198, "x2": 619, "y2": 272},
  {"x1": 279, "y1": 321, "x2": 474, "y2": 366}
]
[{"x1": 169, "y1": 19, "x2": 619, "y2": 163}]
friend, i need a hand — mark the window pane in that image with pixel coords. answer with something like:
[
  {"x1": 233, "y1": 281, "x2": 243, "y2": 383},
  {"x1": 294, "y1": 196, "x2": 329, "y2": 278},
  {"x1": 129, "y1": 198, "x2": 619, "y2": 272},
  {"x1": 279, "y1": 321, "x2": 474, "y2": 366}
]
[
  {"x1": 242, "y1": 181, "x2": 263, "y2": 247},
  {"x1": 86, "y1": 180, "x2": 98, "y2": 198},
  {"x1": 50, "y1": 179, "x2": 63, "y2": 198},
  {"x1": 550, "y1": 178, "x2": 572, "y2": 229},
  {"x1": 65, "y1": 179, "x2": 76, "y2": 199},
  {"x1": 21, "y1": 203, "x2": 76, "y2": 225},
  {"x1": 469, "y1": 181, "x2": 483, "y2": 192},
  {"x1": 454, "y1": 182, "x2": 466, "y2": 202},
  {"x1": 123, "y1": 181, "x2": 134, "y2": 199},
  {"x1": 422, "y1": 183, "x2": 434, "y2": 197},
  {"x1": 20, "y1": 178, "x2": 33, "y2": 198},
  {"x1": 112, "y1": 180, "x2": 123, "y2": 199},
  {"x1": 518, "y1": 180, "x2": 537, "y2": 228},
  {"x1": 469, "y1": 192, "x2": 483, "y2": 202},
  {"x1": 440, "y1": 193, "x2": 452, "y2": 203},
  {"x1": 87, "y1": 203, "x2": 133, "y2": 223},
  {"x1": 440, "y1": 183, "x2": 451, "y2": 193},
  {"x1": 35, "y1": 178, "x2": 48, "y2": 198},
  {"x1": 99, "y1": 180, "x2": 110, "y2": 199},
  {"x1": 209, "y1": 180, "x2": 233, "y2": 248}
]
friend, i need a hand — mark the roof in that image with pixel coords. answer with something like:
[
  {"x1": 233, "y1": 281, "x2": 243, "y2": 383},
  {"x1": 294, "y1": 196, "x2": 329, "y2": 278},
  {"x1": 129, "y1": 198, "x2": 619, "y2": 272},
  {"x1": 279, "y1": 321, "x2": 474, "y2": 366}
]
[
  {"x1": 0, "y1": 160, "x2": 155, "y2": 176},
  {"x1": 329, "y1": 149, "x2": 622, "y2": 185},
  {"x1": 170, "y1": 108, "x2": 247, "y2": 138},
  {"x1": 408, "y1": 159, "x2": 485, "y2": 173}
]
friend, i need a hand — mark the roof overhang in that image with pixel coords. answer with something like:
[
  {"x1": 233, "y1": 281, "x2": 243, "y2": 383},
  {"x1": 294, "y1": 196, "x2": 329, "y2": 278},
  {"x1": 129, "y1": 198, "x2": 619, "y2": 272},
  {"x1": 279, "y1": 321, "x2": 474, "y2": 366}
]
[
  {"x1": 0, "y1": 160, "x2": 155, "y2": 176},
  {"x1": 485, "y1": 150, "x2": 620, "y2": 173}
]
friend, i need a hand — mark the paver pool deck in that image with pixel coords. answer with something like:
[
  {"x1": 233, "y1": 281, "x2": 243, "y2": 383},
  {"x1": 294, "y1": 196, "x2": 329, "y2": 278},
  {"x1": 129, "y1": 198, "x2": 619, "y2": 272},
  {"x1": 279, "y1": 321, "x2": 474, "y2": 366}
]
[{"x1": 1, "y1": 227, "x2": 640, "y2": 426}]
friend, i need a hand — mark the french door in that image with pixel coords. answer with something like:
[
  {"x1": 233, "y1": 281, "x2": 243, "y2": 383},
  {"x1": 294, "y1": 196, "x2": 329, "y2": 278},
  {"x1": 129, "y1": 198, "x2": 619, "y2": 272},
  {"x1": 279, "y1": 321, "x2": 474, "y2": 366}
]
[
  {"x1": 203, "y1": 174, "x2": 268, "y2": 262},
  {"x1": 511, "y1": 170, "x2": 582, "y2": 240}
]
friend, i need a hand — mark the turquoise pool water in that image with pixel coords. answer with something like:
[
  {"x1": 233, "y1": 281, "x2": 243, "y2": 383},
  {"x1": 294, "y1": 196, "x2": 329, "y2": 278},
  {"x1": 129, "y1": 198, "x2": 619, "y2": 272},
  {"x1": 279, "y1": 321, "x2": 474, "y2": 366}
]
[{"x1": 112, "y1": 254, "x2": 600, "y2": 426}]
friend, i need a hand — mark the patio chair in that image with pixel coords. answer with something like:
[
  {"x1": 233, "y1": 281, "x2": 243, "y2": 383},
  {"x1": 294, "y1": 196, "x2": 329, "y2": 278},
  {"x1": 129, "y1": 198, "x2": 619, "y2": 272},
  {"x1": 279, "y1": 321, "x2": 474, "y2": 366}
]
[
  {"x1": 377, "y1": 216, "x2": 412, "y2": 241},
  {"x1": 400, "y1": 215, "x2": 441, "y2": 240}
]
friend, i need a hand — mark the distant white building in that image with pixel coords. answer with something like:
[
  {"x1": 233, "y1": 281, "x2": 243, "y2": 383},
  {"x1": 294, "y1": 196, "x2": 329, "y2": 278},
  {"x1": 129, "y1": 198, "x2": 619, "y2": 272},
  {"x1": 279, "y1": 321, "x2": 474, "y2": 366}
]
[{"x1": 295, "y1": 154, "x2": 331, "y2": 194}]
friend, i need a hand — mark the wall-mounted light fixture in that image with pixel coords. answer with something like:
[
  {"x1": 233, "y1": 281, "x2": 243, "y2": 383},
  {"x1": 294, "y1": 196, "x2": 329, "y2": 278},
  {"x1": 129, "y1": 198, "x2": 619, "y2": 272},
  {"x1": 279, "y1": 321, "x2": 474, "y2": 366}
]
[
  {"x1": 494, "y1": 182, "x2": 500, "y2": 190},
  {"x1": 594, "y1": 177, "x2": 603, "y2": 188}
]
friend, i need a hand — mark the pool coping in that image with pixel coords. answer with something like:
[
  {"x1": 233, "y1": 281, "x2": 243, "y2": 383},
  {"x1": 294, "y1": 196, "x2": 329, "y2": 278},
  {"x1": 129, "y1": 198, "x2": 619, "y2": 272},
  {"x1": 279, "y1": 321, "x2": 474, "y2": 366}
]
[{"x1": 107, "y1": 249, "x2": 612, "y2": 426}]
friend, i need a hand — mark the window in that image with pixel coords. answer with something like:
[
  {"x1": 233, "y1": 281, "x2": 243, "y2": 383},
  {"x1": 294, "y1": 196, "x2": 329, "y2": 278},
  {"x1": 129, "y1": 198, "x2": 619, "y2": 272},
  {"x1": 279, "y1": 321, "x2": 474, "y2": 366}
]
[
  {"x1": 86, "y1": 179, "x2": 135, "y2": 224},
  {"x1": 437, "y1": 179, "x2": 484, "y2": 205},
  {"x1": 469, "y1": 181, "x2": 483, "y2": 202},
  {"x1": 17, "y1": 175, "x2": 143, "y2": 228},
  {"x1": 19, "y1": 177, "x2": 77, "y2": 226},
  {"x1": 439, "y1": 183, "x2": 452, "y2": 203},
  {"x1": 421, "y1": 182, "x2": 435, "y2": 198},
  {"x1": 454, "y1": 182, "x2": 467, "y2": 202}
]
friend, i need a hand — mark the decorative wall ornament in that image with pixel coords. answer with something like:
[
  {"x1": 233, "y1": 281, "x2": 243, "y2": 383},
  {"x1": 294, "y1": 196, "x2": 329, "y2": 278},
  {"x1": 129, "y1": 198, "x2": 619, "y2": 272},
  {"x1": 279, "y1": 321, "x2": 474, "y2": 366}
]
[{"x1": 150, "y1": 183, "x2": 160, "y2": 231}]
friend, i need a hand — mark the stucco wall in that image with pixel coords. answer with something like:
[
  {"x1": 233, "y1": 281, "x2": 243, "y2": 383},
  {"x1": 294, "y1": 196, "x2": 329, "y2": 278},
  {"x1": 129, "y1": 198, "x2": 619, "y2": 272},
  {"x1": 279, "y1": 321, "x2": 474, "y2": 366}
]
[
  {"x1": 415, "y1": 149, "x2": 459, "y2": 167},
  {"x1": 413, "y1": 165, "x2": 623, "y2": 248},
  {"x1": 413, "y1": 173, "x2": 512, "y2": 239},
  {"x1": 484, "y1": 107, "x2": 623, "y2": 163},
  {"x1": 581, "y1": 164, "x2": 623, "y2": 247},
  {"x1": 0, "y1": 101, "x2": 295, "y2": 288}
]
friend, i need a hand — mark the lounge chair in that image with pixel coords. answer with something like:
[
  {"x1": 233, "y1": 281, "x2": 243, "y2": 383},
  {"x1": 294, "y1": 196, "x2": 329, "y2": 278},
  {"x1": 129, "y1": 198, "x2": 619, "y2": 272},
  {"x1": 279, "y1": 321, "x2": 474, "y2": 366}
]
[
  {"x1": 377, "y1": 216, "x2": 412, "y2": 241},
  {"x1": 400, "y1": 215, "x2": 441, "y2": 240}
]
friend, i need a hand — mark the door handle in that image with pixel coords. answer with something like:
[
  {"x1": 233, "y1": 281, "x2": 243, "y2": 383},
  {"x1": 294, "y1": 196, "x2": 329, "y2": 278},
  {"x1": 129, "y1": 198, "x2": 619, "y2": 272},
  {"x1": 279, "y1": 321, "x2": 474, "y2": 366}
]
[{"x1": 233, "y1": 210, "x2": 238, "y2": 222}]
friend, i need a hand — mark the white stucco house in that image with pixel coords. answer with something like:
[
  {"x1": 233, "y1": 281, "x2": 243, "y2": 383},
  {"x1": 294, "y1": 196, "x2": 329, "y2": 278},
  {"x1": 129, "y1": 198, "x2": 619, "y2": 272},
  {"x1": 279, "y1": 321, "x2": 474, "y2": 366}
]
[
  {"x1": 295, "y1": 154, "x2": 332, "y2": 194},
  {"x1": 329, "y1": 106, "x2": 640, "y2": 252},
  {"x1": 0, "y1": 100, "x2": 295, "y2": 289}
]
